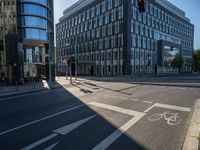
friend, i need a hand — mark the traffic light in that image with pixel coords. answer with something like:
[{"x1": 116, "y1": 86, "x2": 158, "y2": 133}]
[
  {"x1": 137, "y1": 0, "x2": 145, "y2": 13},
  {"x1": 67, "y1": 57, "x2": 71, "y2": 65}
]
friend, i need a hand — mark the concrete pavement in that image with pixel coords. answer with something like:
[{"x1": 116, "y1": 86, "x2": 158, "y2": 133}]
[
  {"x1": 182, "y1": 99, "x2": 200, "y2": 150},
  {"x1": 0, "y1": 75, "x2": 199, "y2": 150}
]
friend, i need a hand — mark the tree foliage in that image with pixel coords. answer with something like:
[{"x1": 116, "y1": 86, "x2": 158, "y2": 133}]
[
  {"x1": 193, "y1": 49, "x2": 200, "y2": 72},
  {"x1": 171, "y1": 53, "x2": 184, "y2": 73}
]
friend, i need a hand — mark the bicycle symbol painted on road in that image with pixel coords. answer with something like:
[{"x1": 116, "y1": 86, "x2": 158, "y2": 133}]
[{"x1": 148, "y1": 111, "x2": 182, "y2": 126}]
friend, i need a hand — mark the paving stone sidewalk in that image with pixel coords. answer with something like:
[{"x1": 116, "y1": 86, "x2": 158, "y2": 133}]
[{"x1": 0, "y1": 80, "x2": 61, "y2": 98}]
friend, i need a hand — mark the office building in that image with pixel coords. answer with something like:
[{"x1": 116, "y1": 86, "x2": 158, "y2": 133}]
[
  {"x1": 56, "y1": 0, "x2": 194, "y2": 76},
  {"x1": 0, "y1": 0, "x2": 54, "y2": 84}
]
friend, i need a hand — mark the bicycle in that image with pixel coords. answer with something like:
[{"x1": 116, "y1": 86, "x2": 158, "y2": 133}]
[{"x1": 148, "y1": 111, "x2": 182, "y2": 126}]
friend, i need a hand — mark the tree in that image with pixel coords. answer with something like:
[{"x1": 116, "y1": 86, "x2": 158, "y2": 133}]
[
  {"x1": 171, "y1": 54, "x2": 184, "y2": 73},
  {"x1": 193, "y1": 49, "x2": 200, "y2": 72}
]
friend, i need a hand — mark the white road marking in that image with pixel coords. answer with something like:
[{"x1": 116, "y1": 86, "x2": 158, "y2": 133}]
[
  {"x1": 44, "y1": 142, "x2": 59, "y2": 150},
  {"x1": 0, "y1": 90, "x2": 48, "y2": 101},
  {"x1": 89, "y1": 102, "x2": 144, "y2": 116},
  {"x1": 120, "y1": 97, "x2": 128, "y2": 100},
  {"x1": 142, "y1": 101, "x2": 153, "y2": 104},
  {"x1": 144, "y1": 103, "x2": 191, "y2": 113},
  {"x1": 53, "y1": 114, "x2": 97, "y2": 135},
  {"x1": 21, "y1": 133, "x2": 58, "y2": 150},
  {"x1": 130, "y1": 99, "x2": 140, "y2": 102},
  {"x1": 92, "y1": 113, "x2": 145, "y2": 150},
  {"x1": 148, "y1": 111, "x2": 182, "y2": 126},
  {"x1": 0, "y1": 104, "x2": 85, "y2": 136},
  {"x1": 22, "y1": 115, "x2": 96, "y2": 150}
]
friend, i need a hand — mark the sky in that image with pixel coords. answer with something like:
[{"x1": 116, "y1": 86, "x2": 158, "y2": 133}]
[{"x1": 54, "y1": 0, "x2": 200, "y2": 49}]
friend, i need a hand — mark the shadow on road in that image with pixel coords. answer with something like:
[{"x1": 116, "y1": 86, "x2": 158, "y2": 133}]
[{"x1": 0, "y1": 80, "x2": 146, "y2": 150}]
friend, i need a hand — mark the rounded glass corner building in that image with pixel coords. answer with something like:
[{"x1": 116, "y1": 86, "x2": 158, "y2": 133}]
[{"x1": 17, "y1": 0, "x2": 54, "y2": 79}]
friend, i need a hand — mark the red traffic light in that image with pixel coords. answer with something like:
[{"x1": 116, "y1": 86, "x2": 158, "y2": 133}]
[{"x1": 137, "y1": 0, "x2": 145, "y2": 13}]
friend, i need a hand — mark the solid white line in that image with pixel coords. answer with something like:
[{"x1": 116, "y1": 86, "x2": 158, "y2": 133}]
[
  {"x1": 92, "y1": 114, "x2": 145, "y2": 150},
  {"x1": 144, "y1": 104, "x2": 155, "y2": 113},
  {"x1": 155, "y1": 103, "x2": 191, "y2": 112},
  {"x1": 0, "y1": 91, "x2": 47, "y2": 101},
  {"x1": 53, "y1": 114, "x2": 97, "y2": 135},
  {"x1": 0, "y1": 104, "x2": 85, "y2": 136},
  {"x1": 44, "y1": 142, "x2": 59, "y2": 150},
  {"x1": 21, "y1": 133, "x2": 58, "y2": 150},
  {"x1": 144, "y1": 103, "x2": 191, "y2": 113},
  {"x1": 88, "y1": 102, "x2": 144, "y2": 116}
]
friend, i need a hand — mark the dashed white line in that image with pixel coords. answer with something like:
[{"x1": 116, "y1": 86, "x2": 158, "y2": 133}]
[
  {"x1": 130, "y1": 98, "x2": 140, "y2": 102},
  {"x1": 120, "y1": 97, "x2": 128, "y2": 100},
  {"x1": 142, "y1": 101, "x2": 153, "y2": 104}
]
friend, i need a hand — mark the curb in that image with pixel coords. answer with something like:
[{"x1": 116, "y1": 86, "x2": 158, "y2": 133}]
[
  {"x1": 0, "y1": 85, "x2": 62, "y2": 99},
  {"x1": 182, "y1": 99, "x2": 200, "y2": 150}
]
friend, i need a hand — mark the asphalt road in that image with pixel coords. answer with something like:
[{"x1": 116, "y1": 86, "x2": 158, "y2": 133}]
[{"x1": 0, "y1": 75, "x2": 200, "y2": 150}]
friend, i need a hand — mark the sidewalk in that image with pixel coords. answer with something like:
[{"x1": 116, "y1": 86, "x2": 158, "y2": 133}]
[
  {"x1": 0, "y1": 80, "x2": 61, "y2": 98},
  {"x1": 182, "y1": 99, "x2": 200, "y2": 150}
]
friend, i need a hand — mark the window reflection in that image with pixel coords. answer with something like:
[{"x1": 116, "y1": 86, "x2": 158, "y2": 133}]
[
  {"x1": 25, "y1": 47, "x2": 42, "y2": 63},
  {"x1": 23, "y1": 16, "x2": 48, "y2": 29},
  {"x1": 21, "y1": 0, "x2": 48, "y2": 6},
  {"x1": 22, "y1": 4, "x2": 48, "y2": 18},
  {"x1": 24, "y1": 28, "x2": 48, "y2": 40}
]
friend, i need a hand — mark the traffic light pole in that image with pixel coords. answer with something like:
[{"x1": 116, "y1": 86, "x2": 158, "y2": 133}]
[
  {"x1": 66, "y1": 63, "x2": 68, "y2": 80},
  {"x1": 70, "y1": 62, "x2": 72, "y2": 84},
  {"x1": 75, "y1": 45, "x2": 77, "y2": 80}
]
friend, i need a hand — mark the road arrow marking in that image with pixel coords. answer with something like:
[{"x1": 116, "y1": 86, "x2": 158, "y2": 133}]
[
  {"x1": 21, "y1": 115, "x2": 97, "y2": 150},
  {"x1": 21, "y1": 133, "x2": 58, "y2": 150},
  {"x1": 44, "y1": 142, "x2": 59, "y2": 150},
  {"x1": 53, "y1": 114, "x2": 97, "y2": 135}
]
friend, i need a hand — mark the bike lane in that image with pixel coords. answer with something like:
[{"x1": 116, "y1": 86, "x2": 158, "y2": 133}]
[{"x1": 108, "y1": 104, "x2": 192, "y2": 150}]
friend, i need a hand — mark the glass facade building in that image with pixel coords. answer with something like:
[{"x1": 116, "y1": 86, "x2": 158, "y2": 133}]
[
  {"x1": 17, "y1": 0, "x2": 54, "y2": 80},
  {"x1": 56, "y1": 0, "x2": 194, "y2": 76}
]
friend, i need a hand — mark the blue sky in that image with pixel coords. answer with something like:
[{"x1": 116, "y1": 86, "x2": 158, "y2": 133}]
[{"x1": 54, "y1": 0, "x2": 200, "y2": 49}]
